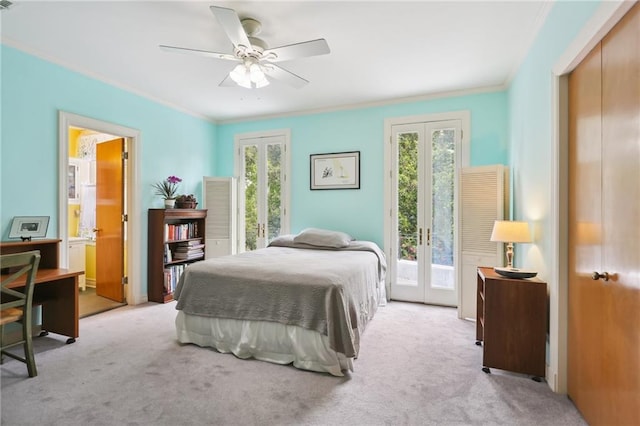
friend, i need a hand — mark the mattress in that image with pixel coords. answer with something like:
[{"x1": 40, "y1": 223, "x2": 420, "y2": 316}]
[{"x1": 173, "y1": 234, "x2": 387, "y2": 375}]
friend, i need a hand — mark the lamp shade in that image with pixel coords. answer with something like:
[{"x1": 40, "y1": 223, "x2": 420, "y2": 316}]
[{"x1": 490, "y1": 220, "x2": 531, "y2": 243}]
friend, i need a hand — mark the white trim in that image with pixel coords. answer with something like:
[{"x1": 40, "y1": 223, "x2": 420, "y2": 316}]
[
  {"x1": 549, "y1": 74, "x2": 570, "y2": 393},
  {"x1": 220, "y1": 86, "x2": 499, "y2": 125},
  {"x1": 58, "y1": 111, "x2": 146, "y2": 306},
  {"x1": 548, "y1": 0, "x2": 633, "y2": 394},
  {"x1": 553, "y1": 1, "x2": 636, "y2": 75},
  {"x1": 385, "y1": 111, "x2": 470, "y2": 166},
  {"x1": 503, "y1": 2, "x2": 554, "y2": 85}
]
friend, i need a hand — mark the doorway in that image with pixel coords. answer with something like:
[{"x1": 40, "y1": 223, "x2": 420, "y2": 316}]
[
  {"x1": 58, "y1": 111, "x2": 144, "y2": 314},
  {"x1": 384, "y1": 112, "x2": 469, "y2": 306},
  {"x1": 234, "y1": 130, "x2": 290, "y2": 252},
  {"x1": 67, "y1": 129, "x2": 126, "y2": 316}
]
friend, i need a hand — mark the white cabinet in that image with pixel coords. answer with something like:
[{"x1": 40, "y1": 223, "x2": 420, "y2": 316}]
[
  {"x1": 202, "y1": 177, "x2": 237, "y2": 259},
  {"x1": 68, "y1": 239, "x2": 86, "y2": 291},
  {"x1": 458, "y1": 165, "x2": 509, "y2": 320}
]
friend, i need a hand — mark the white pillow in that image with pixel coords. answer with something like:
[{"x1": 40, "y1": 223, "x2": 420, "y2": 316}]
[{"x1": 293, "y1": 228, "x2": 353, "y2": 248}]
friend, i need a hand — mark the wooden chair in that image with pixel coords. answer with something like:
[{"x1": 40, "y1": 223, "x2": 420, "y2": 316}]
[{"x1": 1, "y1": 250, "x2": 41, "y2": 377}]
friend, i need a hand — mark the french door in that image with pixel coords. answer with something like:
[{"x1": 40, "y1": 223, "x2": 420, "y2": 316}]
[
  {"x1": 389, "y1": 120, "x2": 461, "y2": 306},
  {"x1": 235, "y1": 132, "x2": 290, "y2": 252}
]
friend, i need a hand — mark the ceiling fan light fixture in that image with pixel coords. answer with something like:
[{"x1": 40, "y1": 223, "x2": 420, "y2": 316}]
[
  {"x1": 230, "y1": 61, "x2": 269, "y2": 89},
  {"x1": 255, "y1": 76, "x2": 270, "y2": 88},
  {"x1": 230, "y1": 63, "x2": 248, "y2": 83},
  {"x1": 249, "y1": 63, "x2": 265, "y2": 83}
]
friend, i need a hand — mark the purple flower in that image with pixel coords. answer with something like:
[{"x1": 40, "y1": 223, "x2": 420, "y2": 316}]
[{"x1": 153, "y1": 175, "x2": 182, "y2": 199}]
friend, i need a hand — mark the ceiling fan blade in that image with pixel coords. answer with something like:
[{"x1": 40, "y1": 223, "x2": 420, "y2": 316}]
[
  {"x1": 210, "y1": 6, "x2": 253, "y2": 54},
  {"x1": 159, "y1": 45, "x2": 238, "y2": 61},
  {"x1": 265, "y1": 64, "x2": 309, "y2": 89},
  {"x1": 263, "y1": 39, "x2": 330, "y2": 63}
]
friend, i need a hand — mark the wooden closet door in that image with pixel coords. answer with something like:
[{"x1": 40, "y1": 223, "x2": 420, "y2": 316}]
[
  {"x1": 568, "y1": 4, "x2": 639, "y2": 425},
  {"x1": 568, "y1": 42, "x2": 604, "y2": 425},
  {"x1": 600, "y1": 4, "x2": 639, "y2": 423}
]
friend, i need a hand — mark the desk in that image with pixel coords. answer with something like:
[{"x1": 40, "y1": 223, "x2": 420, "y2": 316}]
[{"x1": 1, "y1": 239, "x2": 81, "y2": 343}]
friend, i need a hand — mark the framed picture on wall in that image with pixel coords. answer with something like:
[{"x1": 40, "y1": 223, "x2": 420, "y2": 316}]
[
  {"x1": 310, "y1": 151, "x2": 360, "y2": 190},
  {"x1": 8, "y1": 216, "x2": 50, "y2": 240}
]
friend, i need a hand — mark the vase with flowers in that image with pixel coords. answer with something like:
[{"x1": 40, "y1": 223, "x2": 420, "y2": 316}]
[{"x1": 153, "y1": 175, "x2": 182, "y2": 208}]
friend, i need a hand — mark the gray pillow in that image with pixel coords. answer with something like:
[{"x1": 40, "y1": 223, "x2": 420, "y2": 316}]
[{"x1": 293, "y1": 228, "x2": 353, "y2": 248}]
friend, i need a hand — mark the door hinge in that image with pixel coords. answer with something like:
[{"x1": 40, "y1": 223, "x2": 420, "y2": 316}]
[
  {"x1": 122, "y1": 214, "x2": 128, "y2": 222},
  {"x1": 121, "y1": 276, "x2": 128, "y2": 285},
  {"x1": 122, "y1": 151, "x2": 128, "y2": 160}
]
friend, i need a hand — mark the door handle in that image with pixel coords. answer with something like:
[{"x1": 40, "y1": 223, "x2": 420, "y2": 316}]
[
  {"x1": 92, "y1": 228, "x2": 101, "y2": 233},
  {"x1": 419, "y1": 228, "x2": 423, "y2": 245},
  {"x1": 591, "y1": 271, "x2": 609, "y2": 281}
]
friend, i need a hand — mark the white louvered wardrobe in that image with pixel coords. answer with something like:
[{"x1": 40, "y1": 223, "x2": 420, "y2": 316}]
[
  {"x1": 458, "y1": 165, "x2": 509, "y2": 320},
  {"x1": 202, "y1": 177, "x2": 237, "y2": 258}
]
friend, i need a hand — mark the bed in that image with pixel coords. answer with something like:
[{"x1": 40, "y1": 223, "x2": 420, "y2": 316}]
[{"x1": 173, "y1": 228, "x2": 386, "y2": 376}]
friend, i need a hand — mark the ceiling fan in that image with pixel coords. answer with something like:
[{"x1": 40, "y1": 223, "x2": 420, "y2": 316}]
[{"x1": 160, "y1": 5, "x2": 330, "y2": 89}]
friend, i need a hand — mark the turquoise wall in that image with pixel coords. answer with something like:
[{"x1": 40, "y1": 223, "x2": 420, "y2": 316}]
[
  {"x1": 1, "y1": 45, "x2": 508, "y2": 293},
  {"x1": 0, "y1": 45, "x2": 217, "y2": 242},
  {"x1": 218, "y1": 91, "x2": 509, "y2": 246},
  {"x1": 508, "y1": 0, "x2": 600, "y2": 274}
]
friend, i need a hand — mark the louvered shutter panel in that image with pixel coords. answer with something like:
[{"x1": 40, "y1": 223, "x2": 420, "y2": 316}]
[
  {"x1": 459, "y1": 165, "x2": 508, "y2": 319},
  {"x1": 202, "y1": 177, "x2": 237, "y2": 258}
]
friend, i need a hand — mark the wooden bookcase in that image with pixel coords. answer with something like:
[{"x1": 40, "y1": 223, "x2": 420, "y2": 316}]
[
  {"x1": 147, "y1": 209, "x2": 207, "y2": 303},
  {"x1": 476, "y1": 266, "x2": 547, "y2": 379}
]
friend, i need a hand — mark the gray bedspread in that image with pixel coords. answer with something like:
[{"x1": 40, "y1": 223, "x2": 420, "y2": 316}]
[{"x1": 174, "y1": 236, "x2": 386, "y2": 358}]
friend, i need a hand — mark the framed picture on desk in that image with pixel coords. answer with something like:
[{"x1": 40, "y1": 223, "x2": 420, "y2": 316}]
[{"x1": 9, "y1": 216, "x2": 50, "y2": 240}]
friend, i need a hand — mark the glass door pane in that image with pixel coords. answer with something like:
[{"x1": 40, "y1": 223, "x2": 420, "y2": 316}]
[
  {"x1": 430, "y1": 128, "x2": 455, "y2": 290},
  {"x1": 266, "y1": 143, "x2": 282, "y2": 242},
  {"x1": 243, "y1": 145, "x2": 258, "y2": 251},
  {"x1": 397, "y1": 131, "x2": 419, "y2": 288}
]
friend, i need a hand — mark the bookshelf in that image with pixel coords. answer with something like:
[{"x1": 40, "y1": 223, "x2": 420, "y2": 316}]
[{"x1": 147, "y1": 208, "x2": 207, "y2": 303}]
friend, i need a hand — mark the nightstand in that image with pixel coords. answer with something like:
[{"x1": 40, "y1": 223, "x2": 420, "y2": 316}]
[{"x1": 476, "y1": 266, "x2": 547, "y2": 379}]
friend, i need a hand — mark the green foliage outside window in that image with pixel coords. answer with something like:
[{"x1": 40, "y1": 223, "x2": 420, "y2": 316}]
[
  {"x1": 398, "y1": 130, "x2": 454, "y2": 266},
  {"x1": 243, "y1": 143, "x2": 283, "y2": 251}
]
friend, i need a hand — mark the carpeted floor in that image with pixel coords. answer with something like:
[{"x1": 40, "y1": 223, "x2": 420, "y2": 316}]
[{"x1": 0, "y1": 301, "x2": 586, "y2": 426}]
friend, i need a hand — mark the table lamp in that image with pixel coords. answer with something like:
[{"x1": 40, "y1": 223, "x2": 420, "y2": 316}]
[{"x1": 490, "y1": 220, "x2": 535, "y2": 278}]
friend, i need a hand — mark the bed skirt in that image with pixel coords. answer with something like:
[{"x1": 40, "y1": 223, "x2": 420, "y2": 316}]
[{"x1": 175, "y1": 311, "x2": 354, "y2": 376}]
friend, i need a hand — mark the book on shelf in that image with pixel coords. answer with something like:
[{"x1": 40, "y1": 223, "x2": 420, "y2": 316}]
[
  {"x1": 163, "y1": 264, "x2": 187, "y2": 294},
  {"x1": 164, "y1": 223, "x2": 200, "y2": 241},
  {"x1": 173, "y1": 250, "x2": 204, "y2": 260}
]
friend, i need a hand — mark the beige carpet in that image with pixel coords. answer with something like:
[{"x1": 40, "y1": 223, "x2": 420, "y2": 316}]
[{"x1": 1, "y1": 301, "x2": 586, "y2": 425}]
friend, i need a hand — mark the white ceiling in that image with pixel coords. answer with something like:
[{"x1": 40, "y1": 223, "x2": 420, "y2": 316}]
[{"x1": 1, "y1": 1, "x2": 552, "y2": 123}]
